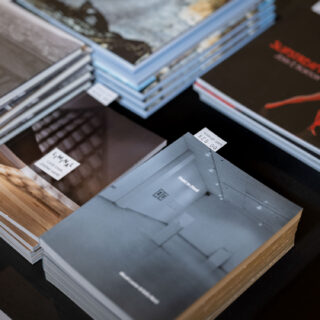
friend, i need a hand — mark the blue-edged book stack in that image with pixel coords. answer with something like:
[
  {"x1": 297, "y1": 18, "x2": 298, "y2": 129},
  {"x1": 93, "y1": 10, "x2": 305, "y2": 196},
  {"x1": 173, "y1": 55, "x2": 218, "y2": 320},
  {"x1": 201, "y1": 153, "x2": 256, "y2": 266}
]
[
  {"x1": 16, "y1": 0, "x2": 276, "y2": 118},
  {"x1": 39, "y1": 133, "x2": 302, "y2": 320}
]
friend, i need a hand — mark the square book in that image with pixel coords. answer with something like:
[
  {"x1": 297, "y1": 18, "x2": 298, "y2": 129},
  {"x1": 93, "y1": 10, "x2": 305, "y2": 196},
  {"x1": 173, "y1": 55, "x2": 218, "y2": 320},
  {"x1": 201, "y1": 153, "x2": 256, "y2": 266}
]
[
  {"x1": 194, "y1": 1, "x2": 320, "y2": 171},
  {"x1": 40, "y1": 132, "x2": 302, "y2": 320},
  {"x1": 0, "y1": 0, "x2": 92, "y2": 143},
  {"x1": 17, "y1": 0, "x2": 276, "y2": 117},
  {"x1": 0, "y1": 91, "x2": 166, "y2": 263}
]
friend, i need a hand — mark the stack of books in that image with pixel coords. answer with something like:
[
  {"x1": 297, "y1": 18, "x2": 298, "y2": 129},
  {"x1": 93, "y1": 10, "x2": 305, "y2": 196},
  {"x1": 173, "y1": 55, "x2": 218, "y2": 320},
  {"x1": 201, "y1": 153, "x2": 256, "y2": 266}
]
[
  {"x1": 194, "y1": 1, "x2": 320, "y2": 171},
  {"x1": 39, "y1": 133, "x2": 301, "y2": 320},
  {"x1": 17, "y1": 0, "x2": 276, "y2": 118},
  {"x1": 0, "y1": 0, "x2": 92, "y2": 144},
  {"x1": 0, "y1": 91, "x2": 166, "y2": 263}
]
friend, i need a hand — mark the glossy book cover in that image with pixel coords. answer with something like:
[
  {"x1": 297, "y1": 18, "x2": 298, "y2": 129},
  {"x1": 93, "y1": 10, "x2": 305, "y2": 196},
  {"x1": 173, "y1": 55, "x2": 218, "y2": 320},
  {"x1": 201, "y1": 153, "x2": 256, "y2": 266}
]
[
  {"x1": 199, "y1": 3, "x2": 320, "y2": 150},
  {"x1": 2, "y1": 92, "x2": 165, "y2": 206},
  {"x1": 22, "y1": 0, "x2": 231, "y2": 64}
]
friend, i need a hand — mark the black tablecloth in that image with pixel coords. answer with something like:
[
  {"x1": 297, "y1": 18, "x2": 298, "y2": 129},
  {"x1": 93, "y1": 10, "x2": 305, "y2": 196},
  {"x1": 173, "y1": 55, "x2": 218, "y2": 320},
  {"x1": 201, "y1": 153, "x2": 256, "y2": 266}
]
[{"x1": 1, "y1": 1, "x2": 319, "y2": 319}]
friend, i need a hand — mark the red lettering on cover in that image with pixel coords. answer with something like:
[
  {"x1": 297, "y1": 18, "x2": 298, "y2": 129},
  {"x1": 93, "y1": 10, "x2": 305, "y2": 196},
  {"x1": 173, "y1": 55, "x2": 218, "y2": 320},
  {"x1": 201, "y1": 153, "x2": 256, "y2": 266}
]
[{"x1": 269, "y1": 40, "x2": 320, "y2": 74}]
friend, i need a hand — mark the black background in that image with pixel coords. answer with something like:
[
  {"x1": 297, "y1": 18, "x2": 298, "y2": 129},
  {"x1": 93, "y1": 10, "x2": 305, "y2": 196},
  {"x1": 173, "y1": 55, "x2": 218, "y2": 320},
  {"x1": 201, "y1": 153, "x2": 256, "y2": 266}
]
[{"x1": 1, "y1": 0, "x2": 319, "y2": 319}]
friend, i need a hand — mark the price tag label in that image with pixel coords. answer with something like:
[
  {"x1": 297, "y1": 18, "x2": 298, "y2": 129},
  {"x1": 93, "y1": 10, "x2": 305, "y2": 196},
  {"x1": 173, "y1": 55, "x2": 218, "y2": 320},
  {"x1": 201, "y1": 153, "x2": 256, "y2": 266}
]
[
  {"x1": 312, "y1": 1, "x2": 320, "y2": 14},
  {"x1": 34, "y1": 148, "x2": 80, "y2": 181},
  {"x1": 194, "y1": 128, "x2": 227, "y2": 152},
  {"x1": 87, "y1": 83, "x2": 118, "y2": 106}
]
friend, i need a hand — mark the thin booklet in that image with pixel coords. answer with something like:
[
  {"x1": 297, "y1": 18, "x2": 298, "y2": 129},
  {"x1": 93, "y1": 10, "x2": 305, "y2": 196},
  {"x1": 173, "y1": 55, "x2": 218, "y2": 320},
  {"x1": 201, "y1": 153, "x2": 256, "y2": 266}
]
[{"x1": 40, "y1": 133, "x2": 302, "y2": 320}]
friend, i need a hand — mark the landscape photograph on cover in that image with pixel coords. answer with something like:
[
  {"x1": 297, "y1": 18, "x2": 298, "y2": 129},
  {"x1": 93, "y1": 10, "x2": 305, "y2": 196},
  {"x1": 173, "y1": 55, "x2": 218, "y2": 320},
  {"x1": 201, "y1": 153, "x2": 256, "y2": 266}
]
[
  {"x1": 0, "y1": 1, "x2": 81, "y2": 98},
  {"x1": 24, "y1": 0, "x2": 231, "y2": 64}
]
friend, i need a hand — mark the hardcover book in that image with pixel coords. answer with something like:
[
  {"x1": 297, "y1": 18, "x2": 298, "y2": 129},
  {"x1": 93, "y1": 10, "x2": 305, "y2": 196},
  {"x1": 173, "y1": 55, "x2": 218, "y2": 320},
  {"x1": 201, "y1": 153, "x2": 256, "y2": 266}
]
[{"x1": 40, "y1": 133, "x2": 302, "y2": 319}]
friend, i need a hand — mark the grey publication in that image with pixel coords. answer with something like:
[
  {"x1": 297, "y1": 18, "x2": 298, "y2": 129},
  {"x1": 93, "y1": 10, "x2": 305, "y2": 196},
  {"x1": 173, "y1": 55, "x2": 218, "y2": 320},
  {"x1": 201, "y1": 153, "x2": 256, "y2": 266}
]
[{"x1": 40, "y1": 133, "x2": 301, "y2": 320}]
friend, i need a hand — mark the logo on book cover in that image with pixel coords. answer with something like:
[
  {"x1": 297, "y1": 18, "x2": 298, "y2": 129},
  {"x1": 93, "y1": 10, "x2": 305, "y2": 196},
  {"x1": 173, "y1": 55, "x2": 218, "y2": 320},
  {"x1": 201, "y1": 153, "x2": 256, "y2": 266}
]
[{"x1": 153, "y1": 189, "x2": 169, "y2": 201}]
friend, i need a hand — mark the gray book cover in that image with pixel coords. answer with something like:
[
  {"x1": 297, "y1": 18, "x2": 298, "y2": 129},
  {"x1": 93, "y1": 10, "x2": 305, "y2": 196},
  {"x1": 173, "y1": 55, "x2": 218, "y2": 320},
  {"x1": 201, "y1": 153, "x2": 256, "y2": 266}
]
[
  {"x1": 0, "y1": 1, "x2": 82, "y2": 99},
  {"x1": 41, "y1": 133, "x2": 301, "y2": 320}
]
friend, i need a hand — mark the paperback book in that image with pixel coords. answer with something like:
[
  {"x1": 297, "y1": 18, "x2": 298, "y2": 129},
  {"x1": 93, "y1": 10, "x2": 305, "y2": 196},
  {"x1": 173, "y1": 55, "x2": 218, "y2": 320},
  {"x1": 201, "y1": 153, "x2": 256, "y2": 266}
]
[
  {"x1": 40, "y1": 133, "x2": 302, "y2": 319},
  {"x1": 17, "y1": 0, "x2": 276, "y2": 117},
  {"x1": 0, "y1": 91, "x2": 166, "y2": 263},
  {"x1": 194, "y1": 2, "x2": 320, "y2": 170}
]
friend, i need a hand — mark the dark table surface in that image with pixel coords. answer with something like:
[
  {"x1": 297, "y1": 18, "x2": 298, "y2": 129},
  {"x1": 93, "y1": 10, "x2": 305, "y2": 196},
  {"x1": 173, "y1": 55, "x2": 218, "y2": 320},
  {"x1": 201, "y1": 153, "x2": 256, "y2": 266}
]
[{"x1": 1, "y1": 0, "x2": 319, "y2": 319}]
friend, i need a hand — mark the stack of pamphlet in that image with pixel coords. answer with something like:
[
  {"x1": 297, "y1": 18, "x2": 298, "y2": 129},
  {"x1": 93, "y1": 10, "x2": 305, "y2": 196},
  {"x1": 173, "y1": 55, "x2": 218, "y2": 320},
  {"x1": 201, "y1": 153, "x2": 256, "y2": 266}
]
[
  {"x1": 0, "y1": 91, "x2": 166, "y2": 263},
  {"x1": 16, "y1": 0, "x2": 276, "y2": 118},
  {"x1": 40, "y1": 133, "x2": 302, "y2": 320},
  {"x1": 194, "y1": 1, "x2": 320, "y2": 171},
  {"x1": 0, "y1": 0, "x2": 92, "y2": 143}
]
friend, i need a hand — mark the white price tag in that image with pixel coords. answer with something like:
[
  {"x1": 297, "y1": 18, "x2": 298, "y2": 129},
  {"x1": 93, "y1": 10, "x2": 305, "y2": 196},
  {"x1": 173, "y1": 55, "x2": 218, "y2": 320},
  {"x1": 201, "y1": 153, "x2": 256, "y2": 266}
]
[
  {"x1": 87, "y1": 83, "x2": 118, "y2": 106},
  {"x1": 194, "y1": 128, "x2": 227, "y2": 152},
  {"x1": 312, "y1": 1, "x2": 320, "y2": 14},
  {"x1": 34, "y1": 148, "x2": 80, "y2": 181}
]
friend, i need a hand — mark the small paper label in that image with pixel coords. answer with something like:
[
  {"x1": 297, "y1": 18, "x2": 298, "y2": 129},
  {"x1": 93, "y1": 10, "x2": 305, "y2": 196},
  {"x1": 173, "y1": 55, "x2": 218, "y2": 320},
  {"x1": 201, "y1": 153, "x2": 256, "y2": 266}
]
[
  {"x1": 87, "y1": 83, "x2": 118, "y2": 106},
  {"x1": 34, "y1": 148, "x2": 80, "y2": 181},
  {"x1": 312, "y1": 1, "x2": 320, "y2": 14},
  {"x1": 194, "y1": 128, "x2": 227, "y2": 152}
]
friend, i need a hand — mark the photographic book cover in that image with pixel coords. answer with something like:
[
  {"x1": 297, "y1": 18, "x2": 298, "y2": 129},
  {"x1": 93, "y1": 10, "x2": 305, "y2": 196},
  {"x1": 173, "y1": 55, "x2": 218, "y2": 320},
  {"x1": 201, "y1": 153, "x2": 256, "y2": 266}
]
[
  {"x1": 0, "y1": 91, "x2": 165, "y2": 256},
  {"x1": 0, "y1": 1, "x2": 82, "y2": 99},
  {"x1": 200, "y1": 4, "x2": 320, "y2": 149},
  {"x1": 22, "y1": 0, "x2": 231, "y2": 64}
]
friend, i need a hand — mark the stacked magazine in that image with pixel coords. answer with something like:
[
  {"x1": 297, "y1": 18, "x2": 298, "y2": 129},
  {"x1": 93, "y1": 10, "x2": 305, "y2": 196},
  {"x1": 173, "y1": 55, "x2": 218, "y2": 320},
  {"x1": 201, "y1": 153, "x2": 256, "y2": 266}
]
[
  {"x1": 194, "y1": 1, "x2": 320, "y2": 171},
  {"x1": 39, "y1": 133, "x2": 302, "y2": 320},
  {"x1": 0, "y1": 92, "x2": 166, "y2": 263},
  {"x1": 0, "y1": 0, "x2": 92, "y2": 144},
  {"x1": 16, "y1": 0, "x2": 276, "y2": 118}
]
